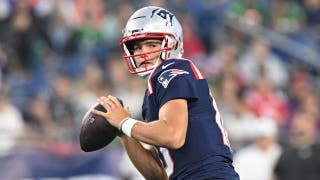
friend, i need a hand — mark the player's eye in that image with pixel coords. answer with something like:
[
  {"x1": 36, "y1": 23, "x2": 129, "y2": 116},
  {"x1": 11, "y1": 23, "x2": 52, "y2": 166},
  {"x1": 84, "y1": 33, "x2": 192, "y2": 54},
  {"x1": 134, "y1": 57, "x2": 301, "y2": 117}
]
[
  {"x1": 132, "y1": 40, "x2": 162, "y2": 54},
  {"x1": 133, "y1": 45, "x2": 142, "y2": 52},
  {"x1": 149, "y1": 43, "x2": 159, "y2": 48},
  {"x1": 146, "y1": 42, "x2": 162, "y2": 48}
]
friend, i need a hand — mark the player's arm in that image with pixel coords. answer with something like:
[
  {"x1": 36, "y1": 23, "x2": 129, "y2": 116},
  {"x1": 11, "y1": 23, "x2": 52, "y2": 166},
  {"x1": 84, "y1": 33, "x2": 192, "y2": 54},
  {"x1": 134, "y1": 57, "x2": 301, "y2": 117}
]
[
  {"x1": 119, "y1": 135, "x2": 168, "y2": 180},
  {"x1": 131, "y1": 98, "x2": 188, "y2": 149},
  {"x1": 92, "y1": 95, "x2": 188, "y2": 149}
]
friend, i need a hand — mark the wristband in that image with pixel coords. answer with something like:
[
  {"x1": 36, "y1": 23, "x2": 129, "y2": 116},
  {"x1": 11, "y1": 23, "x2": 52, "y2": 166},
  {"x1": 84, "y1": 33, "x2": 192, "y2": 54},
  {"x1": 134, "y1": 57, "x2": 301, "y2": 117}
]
[
  {"x1": 118, "y1": 117, "x2": 130, "y2": 131},
  {"x1": 119, "y1": 118, "x2": 138, "y2": 137}
]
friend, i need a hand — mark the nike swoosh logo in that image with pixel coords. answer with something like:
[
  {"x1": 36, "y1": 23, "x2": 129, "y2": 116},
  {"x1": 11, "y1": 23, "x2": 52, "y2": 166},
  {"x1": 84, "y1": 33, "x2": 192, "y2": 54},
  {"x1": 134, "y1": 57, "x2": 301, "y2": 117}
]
[{"x1": 162, "y1": 62, "x2": 175, "y2": 69}]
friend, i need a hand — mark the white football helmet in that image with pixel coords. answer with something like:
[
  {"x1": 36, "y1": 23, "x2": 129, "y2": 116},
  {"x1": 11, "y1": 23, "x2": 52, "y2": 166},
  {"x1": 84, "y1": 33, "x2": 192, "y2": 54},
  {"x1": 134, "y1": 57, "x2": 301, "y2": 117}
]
[{"x1": 120, "y1": 6, "x2": 184, "y2": 78}]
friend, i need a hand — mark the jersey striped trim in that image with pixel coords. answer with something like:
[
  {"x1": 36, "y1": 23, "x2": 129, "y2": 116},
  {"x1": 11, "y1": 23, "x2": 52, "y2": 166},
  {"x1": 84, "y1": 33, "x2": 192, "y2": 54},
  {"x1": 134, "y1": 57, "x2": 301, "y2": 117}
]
[
  {"x1": 210, "y1": 91, "x2": 231, "y2": 148},
  {"x1": 188, "y1": 60, "x2": 204, "y2": 80},
  {"x1": 148, "y1": 76, "x2": 153, "y2": 96},
  {"x1": 171, "y1": 58, "x2": 205, "y2": 79}
]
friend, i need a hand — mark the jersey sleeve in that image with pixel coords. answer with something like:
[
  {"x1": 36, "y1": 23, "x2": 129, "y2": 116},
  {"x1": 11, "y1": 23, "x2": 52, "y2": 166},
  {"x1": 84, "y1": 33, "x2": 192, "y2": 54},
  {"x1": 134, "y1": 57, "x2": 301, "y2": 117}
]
[{"x1": 154, "y1": 61, "x2": 200, "y2": 108}]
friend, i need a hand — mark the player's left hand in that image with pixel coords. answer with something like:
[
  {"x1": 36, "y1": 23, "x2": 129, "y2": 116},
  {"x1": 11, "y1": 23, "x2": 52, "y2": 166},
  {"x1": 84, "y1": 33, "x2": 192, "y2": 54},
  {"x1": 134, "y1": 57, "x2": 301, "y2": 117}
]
[{"x1": 92, "y1": 95, "x2": 130, "y2": 129}]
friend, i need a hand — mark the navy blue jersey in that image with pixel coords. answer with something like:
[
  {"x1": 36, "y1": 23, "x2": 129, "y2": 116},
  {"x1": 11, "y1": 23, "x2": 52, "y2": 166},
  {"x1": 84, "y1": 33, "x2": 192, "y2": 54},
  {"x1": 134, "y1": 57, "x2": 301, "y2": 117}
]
[{"x1": 142, "y1": 58, "x2": 239, "y2": 179}]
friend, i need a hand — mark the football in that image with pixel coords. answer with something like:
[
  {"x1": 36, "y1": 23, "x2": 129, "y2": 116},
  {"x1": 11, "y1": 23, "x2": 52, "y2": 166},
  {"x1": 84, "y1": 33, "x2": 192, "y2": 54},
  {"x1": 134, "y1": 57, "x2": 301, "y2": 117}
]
[{"x1": 79, "y1": 99, "x2": 123, "y2": 152}]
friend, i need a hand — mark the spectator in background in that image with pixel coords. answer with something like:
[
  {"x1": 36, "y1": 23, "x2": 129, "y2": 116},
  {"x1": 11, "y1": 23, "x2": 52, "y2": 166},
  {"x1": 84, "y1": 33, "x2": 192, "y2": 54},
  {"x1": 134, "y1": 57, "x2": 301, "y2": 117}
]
[
  {"x1": 7, "y1": 0, "x2": 36, "y2": 74},
  {"x1": 273, "y1": 110, "x2": 320, "y2": 180},
  {"x1": 303, "y1": 0, "x2": 320, "y2": 49},
  {"x1": 270, "y1": 0, "x2": 304, "y2": 33},
  {"x1": 217, "y1": 75, "x2": 256, "y2": 150},
  {"x1": 75, "y1": 5, "x2": 104, "y2": 53},
  {"x1": 104, "y1": 53, "x2": 131, "y2": 94},
  {"x1": 101, "y1": 2, "x2": 134, "y2": 49},
  {"x1": 5, "y1": 0, "x2": 52, "y2": 75},
  {"x1": 216, "y1": 73, "x2": 257, "y2": 149},
  {"x1": 0, "y1": 44, "x2": 8, "y2": 87},
  {"x1": 237, "y1": 37, "x2": 289, "y2": 89},
  {"x1": 24, "y1": 97, "x2": 55, "y2": 143},
  {"x1": 48, "y1": 9, "x2": 78, "y2": 55},
  {"x1": 24, "y1": 72, "x2": 77, "y2": 143},
  {"x1": 181, "y1": 14, "x2": 206, "y2": 62},
  {"x1": 76, "y1": 0, "x2": 105, "y2": 27},
  {"x1": 296, "y1": 89, "x2": 320, "y2": 126},
  {"x1": 0, "y1": 87, "x2": 25, "y2": 155},
  {"x1": 244, "y1": 70, "x2": 289, "y2": 127},
  {"x1": 227, "y1": 0, "x2": 271, "y2": 26},
  {"x1": 303, "y1": 0, "x2": 320, "y2": 28},
  {"x1": 286, "y1": 69, "x2": 320, "y2": 130},
  {"x1": 233, "y1": 118, "x2": 281, "y2": 180},
  {"x1": 75, "y1": 60, "x2": 109, "y2": 112},
  {"x1": 48, "y1": 72, "x2": 77, "y2": 142},
  {"x1": 205, "y1": 43, "x2": 240, "y2": 80},
  {"x1": 288, "y1": 69, "x2": 313, "y2": 110}
]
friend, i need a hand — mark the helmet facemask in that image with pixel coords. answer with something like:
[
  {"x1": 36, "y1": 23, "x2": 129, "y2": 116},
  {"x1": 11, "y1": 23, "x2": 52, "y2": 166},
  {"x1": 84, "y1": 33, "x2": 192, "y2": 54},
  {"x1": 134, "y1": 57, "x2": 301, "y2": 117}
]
[{"x1": 120, "y1": 32, "x2": 178, "y2": 78}]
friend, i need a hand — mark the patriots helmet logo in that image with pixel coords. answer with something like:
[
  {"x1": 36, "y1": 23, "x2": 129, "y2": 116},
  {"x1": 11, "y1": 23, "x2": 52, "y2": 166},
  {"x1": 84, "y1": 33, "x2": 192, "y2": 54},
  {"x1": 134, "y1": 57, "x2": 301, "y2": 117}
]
[{"x1": 158, "y1": 69, "x2": 189, "y2": 88}]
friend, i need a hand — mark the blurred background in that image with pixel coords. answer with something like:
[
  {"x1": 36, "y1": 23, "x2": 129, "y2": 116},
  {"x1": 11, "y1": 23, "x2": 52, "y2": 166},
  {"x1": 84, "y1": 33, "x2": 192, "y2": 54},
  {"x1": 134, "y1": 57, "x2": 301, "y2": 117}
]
[{"x1": 0, "y1": 0, "x2": 319, "y2": 179}]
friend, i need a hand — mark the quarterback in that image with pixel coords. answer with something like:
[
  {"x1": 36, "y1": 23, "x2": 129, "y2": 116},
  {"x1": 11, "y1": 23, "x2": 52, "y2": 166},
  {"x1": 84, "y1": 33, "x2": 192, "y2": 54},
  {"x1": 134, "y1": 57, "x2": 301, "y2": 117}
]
[{"x1": 93, "y1": 6, "x2": 240, "y2": 180}]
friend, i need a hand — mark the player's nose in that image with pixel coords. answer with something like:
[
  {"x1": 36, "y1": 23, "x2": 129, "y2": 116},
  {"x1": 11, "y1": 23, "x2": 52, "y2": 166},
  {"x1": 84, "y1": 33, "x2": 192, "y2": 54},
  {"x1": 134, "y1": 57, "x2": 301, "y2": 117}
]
[{"x1": 139, "y1": 49, "x2": 149, "y2": 59}]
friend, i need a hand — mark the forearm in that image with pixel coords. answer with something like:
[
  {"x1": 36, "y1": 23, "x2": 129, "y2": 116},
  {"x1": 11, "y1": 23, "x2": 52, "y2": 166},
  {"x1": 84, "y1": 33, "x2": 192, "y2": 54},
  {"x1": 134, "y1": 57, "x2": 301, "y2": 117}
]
[
  {"x1": 131, "y1": 120, "x2": 184, "y2": 149},
  {"x1": 119, "y1": 135, "x2": 168, "y2": 180},
  {"x1": 123, "y1": 100, "x2": 188, "y2": 149}
]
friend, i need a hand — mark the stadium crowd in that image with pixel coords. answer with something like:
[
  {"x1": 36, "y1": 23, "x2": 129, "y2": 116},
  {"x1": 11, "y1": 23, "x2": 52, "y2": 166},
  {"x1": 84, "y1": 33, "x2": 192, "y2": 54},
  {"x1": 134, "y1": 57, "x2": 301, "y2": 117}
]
[{"x1": 0, "y1": 0, "x2": 319, "y2": 179}]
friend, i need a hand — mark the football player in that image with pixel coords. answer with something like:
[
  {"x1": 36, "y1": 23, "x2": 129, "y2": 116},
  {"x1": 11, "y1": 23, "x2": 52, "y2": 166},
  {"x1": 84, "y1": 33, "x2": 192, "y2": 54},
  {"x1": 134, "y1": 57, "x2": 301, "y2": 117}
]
[{"x1": 93, "y1": 6, "x2": 240, "y2": 180}]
